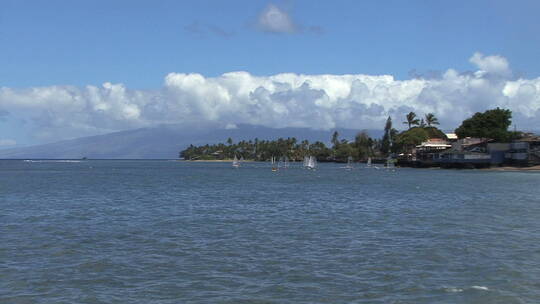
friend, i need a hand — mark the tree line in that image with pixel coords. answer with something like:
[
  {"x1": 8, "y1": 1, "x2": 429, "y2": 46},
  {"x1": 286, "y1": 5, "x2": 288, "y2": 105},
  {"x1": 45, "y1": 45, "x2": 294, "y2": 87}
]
[
  {"x1": 179, "y1": 132, "x2": 379, "y2": 162},
  {"x1": 180, "y1": 108, "x2": 521, "y2": 161}
]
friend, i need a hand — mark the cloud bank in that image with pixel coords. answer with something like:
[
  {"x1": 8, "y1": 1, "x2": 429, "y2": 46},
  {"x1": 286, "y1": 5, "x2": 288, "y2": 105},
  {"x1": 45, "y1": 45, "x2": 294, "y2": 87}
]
[{"x1": 1, "y1": 53, "x2": 539, "y2": 142}]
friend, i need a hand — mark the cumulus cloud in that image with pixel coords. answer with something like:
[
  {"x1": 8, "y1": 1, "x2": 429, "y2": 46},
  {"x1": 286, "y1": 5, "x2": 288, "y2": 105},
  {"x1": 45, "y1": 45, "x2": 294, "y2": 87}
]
[
  {"x1": 257, "y1": 4, "x2": 297, "y2": 33},
  {"x1": 1, "y1": 52, "x2": 539, "y2": 142},
  {"x1": 469, "y1": 52, "x2": 511, "y2": 77}
]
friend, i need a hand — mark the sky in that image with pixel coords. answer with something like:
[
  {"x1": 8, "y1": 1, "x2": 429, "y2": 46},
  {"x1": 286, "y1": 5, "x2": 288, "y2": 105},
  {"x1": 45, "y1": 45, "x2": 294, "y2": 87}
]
[{"x1": 1, "y1": 0, "x2": 540, "y2": 147}]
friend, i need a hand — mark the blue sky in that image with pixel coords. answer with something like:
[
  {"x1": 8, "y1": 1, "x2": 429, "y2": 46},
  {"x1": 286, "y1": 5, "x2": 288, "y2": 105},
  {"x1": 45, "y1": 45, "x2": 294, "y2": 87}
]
[{"x1": 1, "y1": 0, "x2": 540, "y2": 146}]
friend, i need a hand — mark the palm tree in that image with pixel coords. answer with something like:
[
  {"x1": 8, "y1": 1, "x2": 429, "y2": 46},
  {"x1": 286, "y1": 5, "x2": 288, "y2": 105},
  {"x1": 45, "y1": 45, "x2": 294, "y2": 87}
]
[
  {"x1": 403, "y1": 112, "x2": 420, "y2": 129},
  {"x1": 354, "y1": 131, "x2": 371, "y2": 160},
  {"x1": 381, "y1": 116, "x2": 393, "y2": 155},
  {"x1": 331, "y1": 131, "x2": 340, "y2": 147},
  {"x1": 425, "y1": 113, "x2": 440, "y2": 126}
]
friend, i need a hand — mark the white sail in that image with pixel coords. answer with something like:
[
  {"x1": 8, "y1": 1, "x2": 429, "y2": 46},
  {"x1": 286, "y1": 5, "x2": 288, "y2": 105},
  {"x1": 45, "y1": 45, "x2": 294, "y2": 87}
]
[
  {"x1": 367, "y1": 157, "x2": 372, "y2": 167},
  {"x1": 307, "y1": 156, "x2": 317, "y2": 169},
  {"x1": 232, "y1": 155, "x2": 240, "y2": 168},
  {"x1": 271, "y1": 156, "x2": 278, "y2": 171},
  {"x1": 303, "y1": 156, "x2": 309, "y2": 168},
  {"x1": 386, "y1": 131, "x2": 395, "y2": 168},
  {"x1": 345, "y1": 156, "x2": 353, "y2": 169}
]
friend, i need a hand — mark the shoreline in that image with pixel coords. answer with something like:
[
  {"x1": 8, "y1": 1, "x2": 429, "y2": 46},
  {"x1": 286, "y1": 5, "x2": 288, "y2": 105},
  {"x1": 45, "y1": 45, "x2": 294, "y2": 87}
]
[
  {"x1": 182, "y1": 159, "x2": 255, "y2": 162},
  {"x1": 482, "y1": 165, "x2": 540, "y2": 172},
  {"x1": 182, "y1": 160, "x2": 540, "y2": 171},
  {"x1": 180, "y1": 159, "x2": 540, "y2": 171}
]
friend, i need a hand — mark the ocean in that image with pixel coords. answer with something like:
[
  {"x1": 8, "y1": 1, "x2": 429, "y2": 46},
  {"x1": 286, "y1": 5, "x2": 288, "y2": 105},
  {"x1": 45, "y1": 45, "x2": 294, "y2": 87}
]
[{"x1": 1, "y1": 160, "x2": 539, "y2": 303}]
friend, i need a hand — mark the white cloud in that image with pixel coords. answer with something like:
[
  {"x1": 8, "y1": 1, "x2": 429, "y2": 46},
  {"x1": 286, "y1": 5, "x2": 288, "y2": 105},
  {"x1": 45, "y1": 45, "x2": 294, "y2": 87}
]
[
  {"x1": 0, "y1": 139, "x2": 17, "y2": 147},
  {"x1": 257, "y1": 4, "x2": 296, "y2": 33},
  {"x1": 1, "y1": 52, "x2": 539, "y2": 142},
  {"x1": 469, "y1": 52, "x2": 511, "y2": 77}
]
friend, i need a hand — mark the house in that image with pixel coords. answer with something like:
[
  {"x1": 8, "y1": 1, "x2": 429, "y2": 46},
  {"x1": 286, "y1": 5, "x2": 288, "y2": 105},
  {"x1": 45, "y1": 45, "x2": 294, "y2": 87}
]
[
  {"x1": 415, "y1": 138, "x2": 452, "y2": 161},
  {"x1": 445, "y1": 133, "x2": 458, "y2": 142},
  {"x1": 436, "y1": 134, "x2": 540, "y2": 168},
  {"x1": 505, "y1": 135, "x2": 540, "y2": 166},
  {"x1": 396, "y1": 138, "x2": 451, "y2": 167},
  {"x1": 436, "y1": 138, "x2": 493, "y2": 168}
]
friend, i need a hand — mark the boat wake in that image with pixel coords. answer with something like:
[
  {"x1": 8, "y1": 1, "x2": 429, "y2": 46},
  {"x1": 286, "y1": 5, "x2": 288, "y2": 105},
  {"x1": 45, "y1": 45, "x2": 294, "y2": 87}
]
[
  {"x1": 442, "y1": 285, "x2": 490, "y2": 293},
  {"x1": 23, "y1": 160, "x2": 83, "y2": 163}
]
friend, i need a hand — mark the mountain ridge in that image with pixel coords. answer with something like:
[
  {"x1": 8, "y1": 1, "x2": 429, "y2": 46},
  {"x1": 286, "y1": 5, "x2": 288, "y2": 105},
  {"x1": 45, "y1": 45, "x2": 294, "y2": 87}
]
[{"x1": 0, "y1": 124, "x2": 383, "y2": 159}]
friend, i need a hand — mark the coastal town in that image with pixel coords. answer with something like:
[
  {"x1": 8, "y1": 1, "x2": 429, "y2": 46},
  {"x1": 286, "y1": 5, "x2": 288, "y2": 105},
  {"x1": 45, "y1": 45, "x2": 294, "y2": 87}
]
[
  {"x1": 181, "y1": 108, "x2": 540, "y2": 169},
  {"x1": 400, "y1": 132, "x2": 540, "y2": 169}
]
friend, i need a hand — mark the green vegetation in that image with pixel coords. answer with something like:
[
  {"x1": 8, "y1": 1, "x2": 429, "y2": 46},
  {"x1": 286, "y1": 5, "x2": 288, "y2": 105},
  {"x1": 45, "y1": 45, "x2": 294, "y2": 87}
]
[
  {"x1": 181, "y1": 137, "x2": 324, "y2": 161},
  {"x1": 394, "y1": 126, "x2": 447, "y2": 152},
  {"x1": 425, "y1": 113, "x2": 439, "y2": 127},
  {"x1": 180, "y1": 108, "x2": 523, "y2": 161},
  {"x1": 455, "y1": 107, "x2": 520, "y2": 142},
  {"x1": 403, "y1": 112, "x2": 420, "y2": 129},
  {"x1": 381, "y1": 116, "x2": 398, "y2": 155},
  {"x1": 180, "y1": 131, "x2": 380, "y2": 162}
]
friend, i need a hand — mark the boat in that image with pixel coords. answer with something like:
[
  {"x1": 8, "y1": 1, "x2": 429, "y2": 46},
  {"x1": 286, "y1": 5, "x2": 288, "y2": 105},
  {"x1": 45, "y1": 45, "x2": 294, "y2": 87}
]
[
  {"x1": 367, "y1": 157, "x2": 372, "y2": 167},
  {"x1": 232, "y1": 155, "x2": 240, "y2": 168},
  {"x1": 306, "y1": 156, "x2": 317, "y2": 170},
  {"x1": 344, "y1": 156, "x2": 353, "y2": 170},
  {"x1": 385, "y1": 132, "x2": 395, "y2": 169},
  {"x1": 271, "y1": 156, "x2": 278, "y2": 171},
  {"x1": 303, "y1": 156, "x2": 309, "y2": 168}
]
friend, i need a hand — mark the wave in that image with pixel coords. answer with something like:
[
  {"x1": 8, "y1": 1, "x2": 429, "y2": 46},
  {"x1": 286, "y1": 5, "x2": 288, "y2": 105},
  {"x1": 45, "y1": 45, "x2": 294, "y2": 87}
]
[{"x1": 442, "y1": 285, "x2": 489, "y2": 293}]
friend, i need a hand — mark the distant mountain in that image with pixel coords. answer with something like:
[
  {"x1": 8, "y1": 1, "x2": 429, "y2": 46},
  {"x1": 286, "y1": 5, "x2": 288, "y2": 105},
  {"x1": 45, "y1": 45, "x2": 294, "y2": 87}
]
[{"x1": 0, "y1": 124, "x2": 383, "y2": 159}]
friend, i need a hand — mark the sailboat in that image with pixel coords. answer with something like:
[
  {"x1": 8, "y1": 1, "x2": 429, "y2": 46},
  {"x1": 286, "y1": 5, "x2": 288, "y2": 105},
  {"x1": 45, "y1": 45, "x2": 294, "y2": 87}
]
[
  {"x1": 344, "y1": 156, "x2": 353, "y2": 170},
  {"x1": 306, "y1": 156, "x2": 317, "y2": 170},
  {"x1": 271, "y1": 156, "x2": 278, "y2": 172},
  {"x1": 232, "y1": 155, "x2": 240, "y2": 168},
  {"x1": 367, "y1": 157, "x2": 372, "y2": 167},
  {"x1": 303, "y1": 156, "x2": 309, "y2": 169},
  {"x1": 386, "y1": 132, "x2": 395, "y2": 169}
]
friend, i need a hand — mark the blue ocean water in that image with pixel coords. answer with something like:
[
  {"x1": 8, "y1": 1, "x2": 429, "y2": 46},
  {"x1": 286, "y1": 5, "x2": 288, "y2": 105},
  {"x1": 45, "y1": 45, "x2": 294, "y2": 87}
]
[{"x1": 1, "y1": 160, "x2": 540, "y2": 303}]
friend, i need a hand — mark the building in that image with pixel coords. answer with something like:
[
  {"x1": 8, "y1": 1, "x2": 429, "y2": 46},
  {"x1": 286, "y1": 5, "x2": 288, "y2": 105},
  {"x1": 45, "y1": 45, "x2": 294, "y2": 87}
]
[
  {"x1": 436, "y1": 138, "x2": 492, "y2": 168},
  {"x1": 396, "y1": 138, "x2": 451, "y2": 167},
  {"x1": 415, "y1": 138, "x2": 452, "y2": 161},
  {"x1": 505, "y1": 135, "x2": 540, "y2": 166},
  {"x1": 436, "y1": 135, "x2": 540, "y2": 168},
  {"x1": 445, "y1": 133, "x2": 458, "y2": 142},
  {"x1": 398, "y1": 133, "x2": 540, "y2": 169}
]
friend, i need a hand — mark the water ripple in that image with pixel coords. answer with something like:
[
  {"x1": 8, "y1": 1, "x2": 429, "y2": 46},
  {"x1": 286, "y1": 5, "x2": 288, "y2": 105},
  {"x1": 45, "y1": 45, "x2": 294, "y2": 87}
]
[{"x1": 1, "y1": 160, "x2": 540, "y2": 303}]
